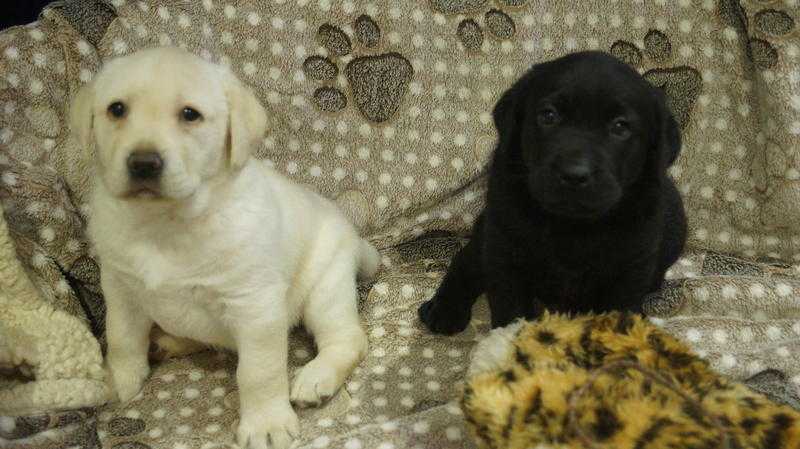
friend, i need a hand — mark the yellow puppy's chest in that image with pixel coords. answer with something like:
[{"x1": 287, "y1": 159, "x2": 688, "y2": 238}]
[
  {"x1": 109, "y1": 240, "x2": 240, "y2": 348},
  {"x1": 140, "y1": 282, "x2": 235, "y2": 349}
]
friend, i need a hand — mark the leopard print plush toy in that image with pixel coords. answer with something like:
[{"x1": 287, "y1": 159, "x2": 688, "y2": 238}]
[{"x1": 462, "y1": 312, "x2": 800, "y2": 449}]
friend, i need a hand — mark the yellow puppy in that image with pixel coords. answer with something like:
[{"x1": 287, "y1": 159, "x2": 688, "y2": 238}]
[{"x1": 70, "y1": 47, "x2": 379, "y2": 449}]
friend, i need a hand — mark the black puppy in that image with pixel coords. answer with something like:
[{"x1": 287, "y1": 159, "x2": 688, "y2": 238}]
[{"x1": 418, "y1": 51, "x2": 687, "y2": 334}]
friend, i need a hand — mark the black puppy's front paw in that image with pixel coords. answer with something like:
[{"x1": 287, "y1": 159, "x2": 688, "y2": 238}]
[{"x1": 418, "y1": 297, "x2": 471, "y2": 335}]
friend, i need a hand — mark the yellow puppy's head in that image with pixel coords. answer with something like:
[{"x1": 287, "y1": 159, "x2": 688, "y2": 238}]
[{"x1": 69, "y1": 46, "x2": 267, "y2": 201}]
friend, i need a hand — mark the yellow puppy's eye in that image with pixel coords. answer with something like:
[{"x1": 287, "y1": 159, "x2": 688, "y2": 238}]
[
  {"x1": 108, "y1": 102, "x2": 126, "y2": 118},
  {"x1": 182, "y1": 107, "x2": 202, "y2": 122}
]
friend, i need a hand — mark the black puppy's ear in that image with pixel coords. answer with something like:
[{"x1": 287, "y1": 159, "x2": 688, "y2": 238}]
[
  {"x1": 492, "y1": 69, "x2": 535, "y2": 153},
  {"x1": 654, "y1": 88, "x2": 682, "y2": 167}
]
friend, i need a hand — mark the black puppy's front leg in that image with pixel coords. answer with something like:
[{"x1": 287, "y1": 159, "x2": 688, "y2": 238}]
[
  {"x1": 595, "y1": 261, "x2": 658, "y2": 314},
  {"x1": 418, "y1": 236, "x2": 485, "y2": 335},
  {"x1": 485, "y1": 273, "x2": 545, "y2": 329}
]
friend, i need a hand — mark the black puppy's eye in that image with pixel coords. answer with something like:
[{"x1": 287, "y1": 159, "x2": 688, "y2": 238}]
[
  {"x1": 537, "y1": 107, "x2": 559, "y2": 127},
  {"x1": 181, "y1": 107, "x2": 202, "y2": 122},
  {"x1": 107, "y1": 102, "x2": 126, "y2": 118},
  {"x1": 610, "y1": 118, "x2": 631, "y2": 138}
]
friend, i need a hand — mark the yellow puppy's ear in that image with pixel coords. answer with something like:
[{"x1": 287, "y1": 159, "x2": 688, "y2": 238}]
[
  {"x1": 69, "y1": 81, "x2": 95, "y2": 152},
  {"x1": 223, "y1": 72, "x2": 268, "y2": 171}
]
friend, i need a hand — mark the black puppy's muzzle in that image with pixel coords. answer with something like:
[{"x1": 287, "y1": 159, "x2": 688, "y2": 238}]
[
  {"x1": 127, "y1": 151, "x2": 163, "y2": 181},
  {"x1": 530, "y1": 142, "x2": 621, "y2": 219},
  {"x1": 554, "y1": 157, "x2": 594, "y2": 188}
]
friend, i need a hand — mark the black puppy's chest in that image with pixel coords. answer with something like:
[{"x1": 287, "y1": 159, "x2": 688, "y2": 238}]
[
  {"x1": 541, "y1": 256, "x2": 607, "y2": 312},
  {"x1": 535, "y1": 241, "x2": 603, "y2": 306},
  {"x1": 490, "y1": 219, "x2": 650, "y2": 311}
]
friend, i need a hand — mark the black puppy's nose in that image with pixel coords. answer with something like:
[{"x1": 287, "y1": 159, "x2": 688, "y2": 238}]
[
  {"x1": 556, "y1": 160, "x2": 593, "y2": 187},
  {"x1": 127, "y1": 151, "x2": 163, "y2": 180}
]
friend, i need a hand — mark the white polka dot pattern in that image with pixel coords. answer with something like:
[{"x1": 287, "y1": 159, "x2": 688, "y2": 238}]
[
  {"x1": 647, "y1": 252, "x2": 800, "y2": 388},
  {"x1": 2, "y1": 0, "x2": 800, "y2": 447}
]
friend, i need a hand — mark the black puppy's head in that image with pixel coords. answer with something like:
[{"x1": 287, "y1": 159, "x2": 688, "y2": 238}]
[{"x1": 493, "y1": 51, "x2": 681, "y2": 220}]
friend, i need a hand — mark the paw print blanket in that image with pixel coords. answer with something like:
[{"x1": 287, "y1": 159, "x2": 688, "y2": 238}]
[{"x1": 1, "y1": 0, "x2": 800, "y2": 448}]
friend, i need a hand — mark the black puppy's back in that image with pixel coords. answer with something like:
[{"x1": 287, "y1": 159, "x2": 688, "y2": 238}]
[{"x1": 419, "y1": 51, "x2": 687, "y2": 334}]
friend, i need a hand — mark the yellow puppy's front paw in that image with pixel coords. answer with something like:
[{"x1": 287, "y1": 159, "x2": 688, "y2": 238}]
[
  {"x1": 290, "y1": 359, "x2": 342, "y2": 408},
  {"x1": 237, "y1": 403, "x2": 299, "y2": 449},
  {"x1": 107, "y1": 359, "x2": 149, "y2": 403}
]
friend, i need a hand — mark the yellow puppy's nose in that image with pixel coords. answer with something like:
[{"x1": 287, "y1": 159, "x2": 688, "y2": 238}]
[{"x1": 127, "y1": 151, "x2": 164, "y2": 180}]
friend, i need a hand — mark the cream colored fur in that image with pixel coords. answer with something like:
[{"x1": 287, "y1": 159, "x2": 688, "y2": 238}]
[
  {"x1": 70, "y1": 47, "x2": 378, "y2": 449},
  {"x1": 0, "y1": 204, "x2": 108, "y2": 415},
  {"x1": 466, "y1": 320, "x2": 523, "y2": 379}
]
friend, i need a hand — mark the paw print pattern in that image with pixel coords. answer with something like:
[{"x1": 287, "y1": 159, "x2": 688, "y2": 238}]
[
  {"x1": 303, "y1": 15, "x2": 414, "y2": 123},
  {"x1": 714, "y1": 3, "x2": 798, "y2": 232},
  {"x1": 430, "y1": 0, "x2": 527, "y2": 52},
  {"x1": 749, "y1": 8, "x2": 795, "y2": 69},
  {"x1": 717, "y1": 2, "x2": 797, "y2": 70},
  {"x1": 610, "y1": 31, "x2": 702, "y2": 129}
]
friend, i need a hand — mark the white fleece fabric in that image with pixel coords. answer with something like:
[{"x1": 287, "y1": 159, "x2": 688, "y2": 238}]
[{"x1": 0, "y1": 204, "x2": 109, "y2": 415}]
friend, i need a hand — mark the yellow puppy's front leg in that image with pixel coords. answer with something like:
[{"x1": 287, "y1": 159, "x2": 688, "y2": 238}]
[
  {"x1": 228, "y1": 285, "x2": 298, "y2": 449},
  {"x1": 104, "y1": 270, "x2": 152, "y2": 403}
]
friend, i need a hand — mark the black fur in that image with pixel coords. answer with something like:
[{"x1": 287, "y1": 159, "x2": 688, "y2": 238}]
[{"x1": 418, "y1": 51, "x2": 687, "y2": 334}]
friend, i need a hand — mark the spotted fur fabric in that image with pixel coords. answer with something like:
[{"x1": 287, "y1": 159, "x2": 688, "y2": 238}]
[{"x1": 463, "y1": 312, "x2": 800, "y2": 449}]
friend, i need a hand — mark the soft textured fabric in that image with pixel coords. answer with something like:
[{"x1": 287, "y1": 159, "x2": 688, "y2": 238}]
[
  {"x1": 1, "y1": 0, "x2": 800, "y2": 448},
  {"x1": 0, "y1": 201, "x2": 107, "y2": 418},
  {"x1": 462, "y1": 312, "x2": 800, "y2": 449},
  {"x1": 0, "y1": 407, "x2": 100, "y2": 449}
]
